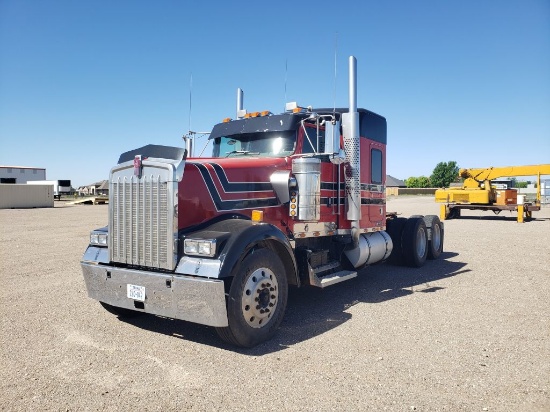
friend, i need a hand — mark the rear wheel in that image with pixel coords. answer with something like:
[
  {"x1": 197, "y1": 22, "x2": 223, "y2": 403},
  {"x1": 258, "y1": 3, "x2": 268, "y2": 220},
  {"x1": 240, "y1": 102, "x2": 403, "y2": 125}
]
[
  {"x1": 423, "y1": 215, "x2": 443, "y2": 260},
  {"x1": 386, "y1": 217, "x2": 407, "y2": 265},
  {"x1": 216, "y1": 248, "x2": 288, "y2": 348},
  {"x1": 402, "y1": 217, "x2": 428, "y2": 267}
]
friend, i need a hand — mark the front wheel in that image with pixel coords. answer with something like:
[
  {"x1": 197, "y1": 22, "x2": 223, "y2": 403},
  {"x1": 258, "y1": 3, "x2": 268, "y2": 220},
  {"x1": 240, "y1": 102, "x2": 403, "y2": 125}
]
[{"x1": 216, "y1": 248, "x2": 288, "y2": 348}]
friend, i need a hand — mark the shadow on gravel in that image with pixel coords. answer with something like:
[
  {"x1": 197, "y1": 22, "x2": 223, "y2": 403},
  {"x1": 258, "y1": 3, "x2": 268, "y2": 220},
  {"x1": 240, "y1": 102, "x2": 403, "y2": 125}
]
[{"x1": 120, "y1": 252, "x2": 469, "y2": 354}]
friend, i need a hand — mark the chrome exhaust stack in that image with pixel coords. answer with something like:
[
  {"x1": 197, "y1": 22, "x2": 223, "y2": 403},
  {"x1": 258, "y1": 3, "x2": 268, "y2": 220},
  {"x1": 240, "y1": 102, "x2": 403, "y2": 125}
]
[{"x1": 341, "y1": 56, "x2": 361, "y2": 247}]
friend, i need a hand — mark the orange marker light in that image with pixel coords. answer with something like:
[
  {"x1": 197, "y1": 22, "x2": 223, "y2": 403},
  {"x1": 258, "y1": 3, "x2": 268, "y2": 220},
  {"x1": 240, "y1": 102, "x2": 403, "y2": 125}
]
[
  {"x1": 251, "y1": 210, "x2": 264, "y2": 222},
  {"x1": 222, "y1": 117, "x2": 232, "y2": 123}
]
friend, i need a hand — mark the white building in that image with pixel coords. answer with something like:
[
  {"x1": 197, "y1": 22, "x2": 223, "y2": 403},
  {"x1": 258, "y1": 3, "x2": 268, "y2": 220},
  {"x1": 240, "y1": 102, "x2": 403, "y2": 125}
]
[{"x1": 0, "y1": 166, "x2": 46, "y2": 184}]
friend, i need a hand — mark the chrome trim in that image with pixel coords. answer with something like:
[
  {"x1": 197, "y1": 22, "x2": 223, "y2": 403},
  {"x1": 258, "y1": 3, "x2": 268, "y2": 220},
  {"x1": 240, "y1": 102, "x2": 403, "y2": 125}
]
[
  {"x1": 270, "y1": 170, "x2": 291, "y2": 203},
  {"x1": 293, "y1": 221, "x2": 336, "y2": 238},
  {"x1": 175, "y1": 256, "x2": 222, "y2": 278},
  {"x1": 109, "y1": 157, "x2": 185, "y2": 270},
  {"x1": 82, "y1": 246, "x2": 109, "y2": 264},
  {"x1": 81, "y1": 262, "x2": 228, "y2": 327}
]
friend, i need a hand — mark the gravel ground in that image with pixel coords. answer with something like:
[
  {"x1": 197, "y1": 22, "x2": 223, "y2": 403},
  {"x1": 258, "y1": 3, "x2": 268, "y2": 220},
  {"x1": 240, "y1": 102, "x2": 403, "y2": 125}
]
[{"x1": 1, "y1": 196, "x2": 549, "y2": 411}]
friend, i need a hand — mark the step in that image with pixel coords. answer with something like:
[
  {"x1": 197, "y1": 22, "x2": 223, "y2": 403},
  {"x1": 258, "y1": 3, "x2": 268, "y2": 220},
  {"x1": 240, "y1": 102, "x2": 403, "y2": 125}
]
[
  {"x1": 318, "y1": 270, "x2": 357, "y2": 288},
  {"x1": 313, "y1": 261, "x2": 340, "y2": 275}
]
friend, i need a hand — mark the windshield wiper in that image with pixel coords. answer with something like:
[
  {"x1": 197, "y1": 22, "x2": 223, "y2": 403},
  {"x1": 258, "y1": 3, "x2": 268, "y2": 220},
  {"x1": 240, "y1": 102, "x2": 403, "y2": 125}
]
[{"x1": 225, "y1": 150, "x2": 260, "y2": 157}]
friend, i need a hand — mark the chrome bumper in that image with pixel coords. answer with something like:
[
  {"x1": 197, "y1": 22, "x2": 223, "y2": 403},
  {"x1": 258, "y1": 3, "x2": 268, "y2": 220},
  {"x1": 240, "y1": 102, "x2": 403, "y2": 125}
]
[{"x1": 81, "y1": 259, "x2": 228, "y2": 327}]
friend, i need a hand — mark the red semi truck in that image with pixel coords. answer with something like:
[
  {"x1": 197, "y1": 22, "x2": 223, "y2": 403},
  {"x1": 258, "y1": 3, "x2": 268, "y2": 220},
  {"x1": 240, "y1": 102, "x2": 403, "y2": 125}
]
[{"x1": 81, "y1": 56, "x2": 444, "y2": 347}]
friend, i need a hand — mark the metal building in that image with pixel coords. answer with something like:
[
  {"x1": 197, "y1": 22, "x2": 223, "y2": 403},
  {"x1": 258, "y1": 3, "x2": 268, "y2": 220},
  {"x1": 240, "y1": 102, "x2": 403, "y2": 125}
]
[{"x1": 0, "y1": 166, "x2": 46, "y2": 184}]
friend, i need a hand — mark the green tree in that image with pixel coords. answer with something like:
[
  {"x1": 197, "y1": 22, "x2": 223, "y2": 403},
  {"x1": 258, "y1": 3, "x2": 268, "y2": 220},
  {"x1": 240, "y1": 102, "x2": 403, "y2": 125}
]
[
  {"x1": 405, "y1": 176, "x2": 431, "y2": 188},
  {"x1": 514, "y1": 181, "x2": 528, "y2": 188},
  {"x1": 430, "y1": 161, "x2": 459, "y2": 188}
]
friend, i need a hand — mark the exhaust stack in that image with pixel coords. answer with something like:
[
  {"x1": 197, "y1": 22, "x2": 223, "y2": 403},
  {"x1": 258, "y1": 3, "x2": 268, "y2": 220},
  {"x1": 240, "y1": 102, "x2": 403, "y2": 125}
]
[
  {"x1": 236, "y1": 88, "x2": 245, "y2": 118},
  {"x1": 341, "y1": 56, "x2": 361, "y2": 246}
]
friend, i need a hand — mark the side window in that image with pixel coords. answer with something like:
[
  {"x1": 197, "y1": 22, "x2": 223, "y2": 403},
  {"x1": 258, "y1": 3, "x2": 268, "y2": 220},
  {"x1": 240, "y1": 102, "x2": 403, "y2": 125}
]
[
  {"x1": 301, "y1": 126, "x2": 325, "y2": 154},
  {"x1": 371, "y1": 149, "x2": 382, "y2": 184},
  {"x1": 214, "y1": 137, "x2": 242, "y2": 156}
]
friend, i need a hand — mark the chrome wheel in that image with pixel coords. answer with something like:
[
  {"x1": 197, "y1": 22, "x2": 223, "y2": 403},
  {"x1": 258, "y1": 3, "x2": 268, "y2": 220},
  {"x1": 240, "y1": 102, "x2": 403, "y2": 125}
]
[
  {"x1": 416, "y1": 226, "x2": 427, "y2": 259},
  {"x1": 242, "y1": 267, "x2": 279, "y2": 328}
]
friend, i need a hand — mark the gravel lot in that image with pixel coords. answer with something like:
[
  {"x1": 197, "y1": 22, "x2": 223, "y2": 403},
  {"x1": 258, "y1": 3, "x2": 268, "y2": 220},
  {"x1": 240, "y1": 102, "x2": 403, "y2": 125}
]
[{"x1": 1, "y1": 196, "x2": 549, "y2": 411}]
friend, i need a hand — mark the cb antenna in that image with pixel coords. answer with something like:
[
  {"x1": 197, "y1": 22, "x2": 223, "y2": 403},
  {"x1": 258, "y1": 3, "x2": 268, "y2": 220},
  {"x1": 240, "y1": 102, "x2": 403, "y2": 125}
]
[
  {"x1": 182, "y1": 73, "x2": 194, "y2": 156},
  {"x1": 188, "y1": 73, "x2": 193, "y2": 133},
  {"x1": 333, "y1": 32, "x2": 338, "y2": 114},
  {"x1": 284, "y1": 58, "x2": 288, "y2": 110}
]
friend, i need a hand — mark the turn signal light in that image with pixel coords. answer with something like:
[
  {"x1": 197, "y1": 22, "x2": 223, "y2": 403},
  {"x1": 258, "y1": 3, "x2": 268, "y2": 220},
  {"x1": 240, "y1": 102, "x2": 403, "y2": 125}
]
[{"x1": 251, "y1": 210, "x2": 264, "y2": 222}]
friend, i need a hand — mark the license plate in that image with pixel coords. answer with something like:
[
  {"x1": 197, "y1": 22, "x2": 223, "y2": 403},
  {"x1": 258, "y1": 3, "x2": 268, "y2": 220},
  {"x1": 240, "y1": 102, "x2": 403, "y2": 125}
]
[{"x1": 127, "y1": 284, "x2": 145, "y2": 302}]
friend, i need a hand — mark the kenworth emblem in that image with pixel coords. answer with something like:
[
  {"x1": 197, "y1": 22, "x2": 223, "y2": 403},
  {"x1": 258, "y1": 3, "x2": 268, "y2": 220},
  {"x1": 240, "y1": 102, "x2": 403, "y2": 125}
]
[{"x1": 134, "y1": 155, "x2": 143, "y2": 178}]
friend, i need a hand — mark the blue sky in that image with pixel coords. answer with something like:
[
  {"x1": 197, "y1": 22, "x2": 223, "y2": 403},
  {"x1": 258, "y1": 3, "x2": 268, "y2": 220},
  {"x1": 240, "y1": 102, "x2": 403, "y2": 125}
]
[{"x1": 1, "y1": 0, "x2": 549, "y2": 187}]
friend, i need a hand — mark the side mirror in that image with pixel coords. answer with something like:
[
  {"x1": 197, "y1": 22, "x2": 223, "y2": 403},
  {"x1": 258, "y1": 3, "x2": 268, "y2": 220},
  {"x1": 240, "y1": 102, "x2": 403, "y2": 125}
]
[{"x1": 324, "y1": 119, "x2": 345, "y2": 164}]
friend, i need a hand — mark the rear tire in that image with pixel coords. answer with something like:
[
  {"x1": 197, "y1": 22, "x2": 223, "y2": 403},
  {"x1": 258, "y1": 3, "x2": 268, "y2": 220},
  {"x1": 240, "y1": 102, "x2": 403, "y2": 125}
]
[
  {"x1": 402, "y1": 217, "x2": 428, "y2": 267},
  {"x1": 386, "y1": 217, "x2": 407, "y2": 265},
  {"x1": 216, "y1": 248, "x2": 288, "y2": 348},
  {"x1": 423, "y1": 215, "x2": 443, "y2": 260},
  {"x1": 99, "y1": 301, "x2": 142, "y2": 318}
]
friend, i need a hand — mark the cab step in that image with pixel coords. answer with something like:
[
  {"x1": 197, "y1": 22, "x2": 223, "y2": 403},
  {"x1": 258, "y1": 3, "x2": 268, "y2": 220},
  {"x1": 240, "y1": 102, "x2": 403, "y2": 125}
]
[
  {"x1": 318, "y1": 270, "x2": 357, "y2": 287},
  {"x1": 308, "y1": 259, "x2": 357, "y2": 288}
]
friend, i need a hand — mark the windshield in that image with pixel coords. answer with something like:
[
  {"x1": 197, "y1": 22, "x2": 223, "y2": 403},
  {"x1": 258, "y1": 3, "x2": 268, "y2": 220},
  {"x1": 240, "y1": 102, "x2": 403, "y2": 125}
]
[{"x1": 212, "y1": 131, "x2": 296, "y2": 158}]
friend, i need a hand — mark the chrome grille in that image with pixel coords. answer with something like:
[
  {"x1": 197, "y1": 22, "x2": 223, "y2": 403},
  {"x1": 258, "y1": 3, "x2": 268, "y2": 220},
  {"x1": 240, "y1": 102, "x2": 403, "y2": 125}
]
[{"x1": 110, "y1": 173, "x2": 171, "y2": 269}]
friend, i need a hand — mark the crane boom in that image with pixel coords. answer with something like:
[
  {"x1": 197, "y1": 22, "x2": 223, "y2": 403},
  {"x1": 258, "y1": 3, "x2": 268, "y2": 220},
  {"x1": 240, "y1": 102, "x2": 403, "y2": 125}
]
[{"x1": 460, "y1": 164, "x2": 550, "y2": 181}]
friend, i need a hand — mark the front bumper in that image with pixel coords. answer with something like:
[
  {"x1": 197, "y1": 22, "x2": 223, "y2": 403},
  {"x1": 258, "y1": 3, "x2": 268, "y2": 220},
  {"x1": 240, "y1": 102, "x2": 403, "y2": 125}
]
[{"x1": 81, "y1": 258, "x2": 228, "y2": 327}]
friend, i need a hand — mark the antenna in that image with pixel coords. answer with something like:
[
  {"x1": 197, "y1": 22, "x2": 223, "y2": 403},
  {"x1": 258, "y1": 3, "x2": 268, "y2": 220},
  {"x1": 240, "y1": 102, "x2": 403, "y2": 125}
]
[
  {"x1": 284, "y1": 58, "x2": 288, "y2": 110},
  {"x1": 188, "y1": 73, "x2": 193, "y2": 133},
  {"x1": 333, "y1": 32, "x2": 338, "y2": 114}
]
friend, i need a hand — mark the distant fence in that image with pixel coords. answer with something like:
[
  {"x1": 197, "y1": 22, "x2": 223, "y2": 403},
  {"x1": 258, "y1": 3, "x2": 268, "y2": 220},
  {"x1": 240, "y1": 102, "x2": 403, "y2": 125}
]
[{"x1": 386, "y1": 187, "x2": 437, "y2": 196}]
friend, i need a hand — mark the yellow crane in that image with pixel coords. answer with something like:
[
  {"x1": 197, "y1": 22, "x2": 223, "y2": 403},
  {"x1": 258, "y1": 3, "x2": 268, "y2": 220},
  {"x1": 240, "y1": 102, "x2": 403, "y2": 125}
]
[{"x1": 435, "y1": 164, "x2": 550, "y2": 222}]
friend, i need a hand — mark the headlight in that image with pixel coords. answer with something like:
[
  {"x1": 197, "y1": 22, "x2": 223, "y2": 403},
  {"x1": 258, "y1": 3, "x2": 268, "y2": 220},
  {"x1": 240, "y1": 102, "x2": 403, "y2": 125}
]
[
  {"x1": 184, "y1": 239, "x2": 216, "y2": 257},
  {"x1": 90, "y1": 231, "x2": 108, "y2": 246}
]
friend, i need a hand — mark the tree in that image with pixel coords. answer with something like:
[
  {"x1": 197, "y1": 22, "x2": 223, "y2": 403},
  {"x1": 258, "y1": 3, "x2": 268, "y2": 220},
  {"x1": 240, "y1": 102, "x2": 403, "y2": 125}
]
[
  {"x1": 405, "y1": 176, "x2": 431, "y2": 188},
  {"x1": 430, "y1": 161, "x2": 459, "y2": 188}
]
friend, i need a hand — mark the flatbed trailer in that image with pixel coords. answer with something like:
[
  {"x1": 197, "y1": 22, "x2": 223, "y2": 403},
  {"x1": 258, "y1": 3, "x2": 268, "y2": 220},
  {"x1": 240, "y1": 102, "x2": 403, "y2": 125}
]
[{"x1": 440, "y1": 202, "x2": 540, "y2": 223}]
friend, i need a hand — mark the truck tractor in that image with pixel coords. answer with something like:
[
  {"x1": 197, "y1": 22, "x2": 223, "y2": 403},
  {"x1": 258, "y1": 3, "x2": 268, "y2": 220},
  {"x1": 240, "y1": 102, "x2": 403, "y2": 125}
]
[{"x1": 81, "y1": 56, "x2": 444, "y2": 347}]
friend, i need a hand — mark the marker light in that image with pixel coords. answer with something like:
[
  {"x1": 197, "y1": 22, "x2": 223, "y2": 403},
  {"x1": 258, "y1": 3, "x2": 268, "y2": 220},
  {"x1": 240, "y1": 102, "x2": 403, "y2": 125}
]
[{"x1": 251, "y1": 210, "x2": 264, "y2": 222}]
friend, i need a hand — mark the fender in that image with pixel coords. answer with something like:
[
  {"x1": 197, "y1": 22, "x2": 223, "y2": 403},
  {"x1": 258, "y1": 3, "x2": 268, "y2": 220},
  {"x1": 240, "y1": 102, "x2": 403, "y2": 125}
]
[{"x1": 180, "y1": 218, "x2": 299, "y2": 286}]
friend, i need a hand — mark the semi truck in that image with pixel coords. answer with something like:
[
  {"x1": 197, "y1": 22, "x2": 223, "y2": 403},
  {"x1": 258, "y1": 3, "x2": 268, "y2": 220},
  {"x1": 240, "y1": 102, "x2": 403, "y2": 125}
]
[{"x1": 81, "y1": 56, "x2": 445, "y2": 347}]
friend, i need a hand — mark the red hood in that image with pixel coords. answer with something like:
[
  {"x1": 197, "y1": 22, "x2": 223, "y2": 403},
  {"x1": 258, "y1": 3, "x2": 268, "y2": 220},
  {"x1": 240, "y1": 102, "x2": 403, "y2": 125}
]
[{"x1": 178, "y1": 156, "x2": 290, "y2": 230}]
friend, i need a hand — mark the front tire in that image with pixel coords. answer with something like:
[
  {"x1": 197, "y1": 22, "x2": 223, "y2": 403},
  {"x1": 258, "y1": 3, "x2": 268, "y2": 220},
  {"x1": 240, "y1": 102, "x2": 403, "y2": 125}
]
[{"x1": 216, "y1": 248, "x2": 288, "y2": 348}]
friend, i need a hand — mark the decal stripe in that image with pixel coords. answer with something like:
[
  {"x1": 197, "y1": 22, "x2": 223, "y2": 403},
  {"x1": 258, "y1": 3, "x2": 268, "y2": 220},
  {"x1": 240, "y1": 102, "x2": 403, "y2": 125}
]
[
  {"x1": 321, "y1": 182, "x2": 385, "y2": 192},
  {"x1": 321, "y1": 197, "x2": 386, "y2": 205},
  {"x1": 209, "y1": 163, "x2": 273, "y2": 192},
  {"x1": 194, "y1": 163, "x2": 279, "y2": 211}
]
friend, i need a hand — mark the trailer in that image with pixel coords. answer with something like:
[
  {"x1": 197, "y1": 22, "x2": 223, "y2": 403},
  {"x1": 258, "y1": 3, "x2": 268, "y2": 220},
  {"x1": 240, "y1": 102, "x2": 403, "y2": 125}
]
[
  {"x1": 28, "y1": 179, "x2": 72, "y2": 200},
  {"x1": 436, "y1": 165, "x2": 550, "y2": 222}
]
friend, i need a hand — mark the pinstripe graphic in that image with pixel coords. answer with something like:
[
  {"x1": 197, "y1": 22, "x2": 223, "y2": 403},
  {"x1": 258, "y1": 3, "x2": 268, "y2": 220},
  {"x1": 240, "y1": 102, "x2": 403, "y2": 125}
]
[{"x1": 191, "y1": 163, "x2": 279, "y2": 211}]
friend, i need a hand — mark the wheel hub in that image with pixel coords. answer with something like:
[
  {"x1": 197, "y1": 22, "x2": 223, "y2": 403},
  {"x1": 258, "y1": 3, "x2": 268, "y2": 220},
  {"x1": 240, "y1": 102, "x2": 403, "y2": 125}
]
[{"x1": 241, "y1": 267, "x2": 278, "y2": 328}]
